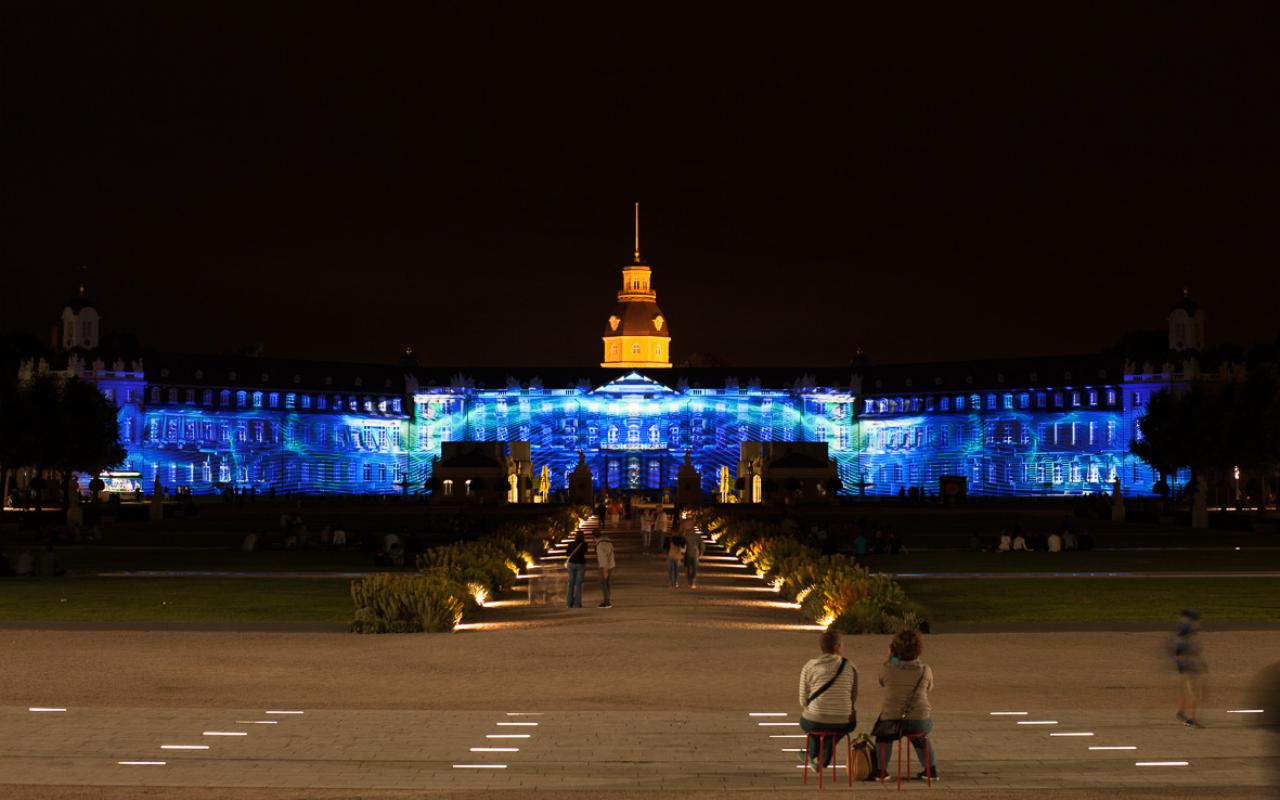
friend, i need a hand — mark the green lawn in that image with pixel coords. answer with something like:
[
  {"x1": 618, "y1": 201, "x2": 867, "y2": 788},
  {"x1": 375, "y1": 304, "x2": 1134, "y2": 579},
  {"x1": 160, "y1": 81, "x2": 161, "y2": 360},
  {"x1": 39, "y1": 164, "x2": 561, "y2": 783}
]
[
  {"x1": 1, "y1": 548, "x2": 409, "y2": 574},
  {"x1": 861, "y1": 548, "x2": 1280, "y2": 575},
  {"x1": 0, "y1": 577, "x2": 353, "y2": 624},
  {"x1": 903, "y1": 577, "x2": 1280, "y2": 625}
]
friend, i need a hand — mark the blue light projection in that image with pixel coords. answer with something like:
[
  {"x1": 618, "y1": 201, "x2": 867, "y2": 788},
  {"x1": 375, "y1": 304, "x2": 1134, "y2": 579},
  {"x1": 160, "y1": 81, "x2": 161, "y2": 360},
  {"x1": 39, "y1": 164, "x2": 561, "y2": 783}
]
[{"x1": 106, "y1": 371, "x2": 1169, "y2": 497}]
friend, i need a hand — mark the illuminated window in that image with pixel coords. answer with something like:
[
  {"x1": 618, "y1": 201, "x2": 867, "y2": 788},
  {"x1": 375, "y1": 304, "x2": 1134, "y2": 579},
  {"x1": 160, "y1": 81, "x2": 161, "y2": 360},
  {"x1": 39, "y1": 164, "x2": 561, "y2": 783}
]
[
  {"x1": 268, "y1": 392, "x2": 279, "y2": 408},
  {"x1": 655, "y1": 343, "x2": 663, "y2": 357},
  {"x1": 1036, "y1": 392, "x2": 1046, "y2": 408},
  {"x1": 285, "y1": 393, "x2": 296, "y2": 409},
  {"x1": 252, "y1": 391, "x2": 263, "y2": 408},
  {"x1": 185, "y1": 389, "x2": 195, "y2": 404},
  {"x1": 631, "y1": 344, "x2": 641, "y2": 356},
  {"x1": 300, "y1": 394, "x2": 311, "y2": 409},
  {"x1": 317, "y1": 395, "x2": 327, "y2": 410},
  {"x1": 1053, "y1": 393, "x2": 1064, "y2": 407},
  {"x1": 1106, "y1": 389, "x2": 1116, "y2": 405},
  {"x1": 955, "y1": 396, "x2": 965, "y2": 410},
  {"x1": 1088, "y1": 390, "x2": 1098, "y2": 406},
  {"x1": 940, "y1": 397, "x2": 950, "y2": 411},
  {"x1": 608, "y1": 426, "x2": 618, "y2": 444},
  {"x1": 1018, "y1": 393, "x2": 1030, "y2": 409},
  {"x1": 1002, "y1": 394, "x2": 1013, "y2": 410},
  {"x1": 1071, "y1": 392, "x2": 1081, "y2": 407},
  {"x1": 168, "y1": 388, "x2": 178, "y2": 403},
  {"x1": 363, "y1": 464, "x2": 372, "y2": 481},
  {"x1": 609, "y1": 343, "x2": 619, "y2": 359},
  {"x1": 202, "y1": 390, "x2": 212, "y2": 405}
]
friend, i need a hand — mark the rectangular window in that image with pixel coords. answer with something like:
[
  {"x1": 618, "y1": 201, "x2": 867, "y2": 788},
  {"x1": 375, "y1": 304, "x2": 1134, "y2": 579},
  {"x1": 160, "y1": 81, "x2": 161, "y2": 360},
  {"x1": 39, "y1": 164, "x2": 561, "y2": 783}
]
[
  {"x1": 1106, "y1": 389, "x2": 1116, "y2": 405},
  {"x1": 940, "y1": 396, "x2": 950, "y2": 411},
  {"x1": 1036, "y1": 392, "x2": 1046, "y2": 408},
  {"x1": 1071, "y1": 391, "x2": 1081, "y2": 407},
  {"x1": 362, "y1": 463, "x2": 373, "y2": 481},
  {"x1": 285, "y1": 393, "x2": 296, "y2": 409},
  {"x1": 955, "y1": 396, "x2": 965, "y2": 410},
  {"x1": 1002, "y1": 394, "x2": 1013, "y2": 410},
  {"x1": 268, "y1": 392, "x2": 280, "y2": 408},
  {"x1": 1088, "y1": 390, "x2": 1098, "y2": 406}
]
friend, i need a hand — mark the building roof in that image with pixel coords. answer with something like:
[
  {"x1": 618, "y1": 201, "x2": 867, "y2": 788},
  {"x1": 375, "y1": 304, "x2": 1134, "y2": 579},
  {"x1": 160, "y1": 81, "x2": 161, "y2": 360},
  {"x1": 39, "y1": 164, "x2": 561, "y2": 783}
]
[
  {"x1": 143, "y1": 352, "x2": 413, "y2": 394},
  {"x1": 603, "y1": 300, "x2": 671, "y2": 338},
  {"x1": 438, "y1": 449, "x2": 502, "y2": 468},
  {"x1": 855, "y1": 353, "x2": 1124, "y2": 393}
]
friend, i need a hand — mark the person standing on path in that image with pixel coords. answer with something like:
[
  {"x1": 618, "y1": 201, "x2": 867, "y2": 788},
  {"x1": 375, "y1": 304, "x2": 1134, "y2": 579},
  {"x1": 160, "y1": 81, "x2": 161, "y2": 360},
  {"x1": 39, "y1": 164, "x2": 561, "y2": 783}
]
[
  {"x1": 799, "y1": 630, "x2": 859, "y2": 771},
  {"x1": 679, "y1": 512, "x2": 702, "y2": 588},
  {"x1": 595, "y1": 530, "x2": 616, "y2": 608},
  {"x1": 663, "y1": 517, "x2": 687, "y2": 588},
  {"x1": 640, "y1": 507, "x2": 655, "y2": 550},
  {"x1": 565, "y1": 531, "x2": 588, "y2": 608},
  {"x1": 1174, "y1": 608, "x2": 1207, "y2": 727}
]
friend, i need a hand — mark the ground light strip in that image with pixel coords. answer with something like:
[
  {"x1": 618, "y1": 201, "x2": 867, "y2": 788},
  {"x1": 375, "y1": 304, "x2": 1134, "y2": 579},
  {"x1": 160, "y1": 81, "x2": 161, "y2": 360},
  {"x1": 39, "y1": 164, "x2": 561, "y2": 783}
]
[
  {"x1": 749, "y1": 712, "x2": 788, "y2": 717},
  {"x1": 1050, "y1": 732, "x2": 1094, "y2": 736},
  {"x1": 989, "y1": 711, "x2": 1028, "y2": 716},
  {"x1": 235, "y1": 720, "x2": 277, "y2": 724},
  {"x1": 203, "y1": 731, "x2": 247, "y2": 736},
  {"x1": 496, "y1": 721, "x2": 538, "y2": 726},
  {"x1": 161, "y1": 745, "x2": 210, "y2": 750},
  {"x1": 769, "y1": 734, "x2": 806, "y2": 739},
  {"x1": 265, "y1": 710, "x2": 304, "y2": 715},
  {"x1": 454, "y1": 764, "x2": 507, "y2": 769},
  {"x1": 486, "y1": 734, "x2": 530, "y2": 739},
  {"x1": 1090, "y1": 746, "x2": 1137, "y2": 750},
  {"x1": 1017, "y1": 720, "x2": 1058, "y2": 725},
  {"x1": 471, "y1": 747, "x2": 519, "y2": 752},
  {"x1": 758, "y1": 722, "x2": 800, "y2": 726},
  {"x1": 505, "y1": 712, "x2": 544, "y2": 716},
  {"x1": 1136, "y1": 761, "x2": 1189, "y2": 766},
  {"x1": 1227, "y1": 709, "x2": 1264, "y2": 714},
  {"x1": 118, "y1": 761, "x2": 166, "y2": 766},
  {"x1": 28, "y1": 707, "x2": 66, "y2": 712}
]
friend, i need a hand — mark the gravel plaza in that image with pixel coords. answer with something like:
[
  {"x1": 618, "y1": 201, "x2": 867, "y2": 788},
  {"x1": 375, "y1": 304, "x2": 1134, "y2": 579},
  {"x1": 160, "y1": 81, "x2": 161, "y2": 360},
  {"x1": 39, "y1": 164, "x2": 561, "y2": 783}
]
[{"x1": 1, "y1": 526, "x2": 1275, "y2": 799}]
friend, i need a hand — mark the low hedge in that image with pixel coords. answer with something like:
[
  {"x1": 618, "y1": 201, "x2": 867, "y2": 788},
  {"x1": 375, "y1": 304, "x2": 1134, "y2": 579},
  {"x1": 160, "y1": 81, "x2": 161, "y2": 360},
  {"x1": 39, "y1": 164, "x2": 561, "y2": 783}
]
[
  {"x1": 700, "y1": 512, "x2": 921, "y2": 634},
  {"x1": 351, "y1": 506, "x2": 589, "y2": 633}
]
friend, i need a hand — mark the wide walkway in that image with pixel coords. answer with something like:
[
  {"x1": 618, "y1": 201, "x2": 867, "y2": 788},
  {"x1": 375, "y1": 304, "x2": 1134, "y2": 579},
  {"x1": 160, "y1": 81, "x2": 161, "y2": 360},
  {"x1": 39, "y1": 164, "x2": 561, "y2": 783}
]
[{"x1": 0, "y1": 516, "x2": 1275, "y2": 798}]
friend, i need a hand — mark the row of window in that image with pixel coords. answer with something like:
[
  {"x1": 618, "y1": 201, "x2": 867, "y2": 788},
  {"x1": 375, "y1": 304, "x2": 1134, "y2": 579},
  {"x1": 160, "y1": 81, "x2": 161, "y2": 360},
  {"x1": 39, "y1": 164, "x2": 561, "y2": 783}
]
[
  {"x1": 870, "y1": 459, "x2": 1120, "y2": 487},
  {"x1": 139, "y1": 458, "x2": 406, "y2": 486},
  {"x1": 144, "y1": 387, "x2": 404, "y2": 414},
  {"x1": 143, "y1": 416, "x2": 404, "y2": 451},
  {"x1": 865, "y1": 389, "x2": 1120, "y2": 415}
]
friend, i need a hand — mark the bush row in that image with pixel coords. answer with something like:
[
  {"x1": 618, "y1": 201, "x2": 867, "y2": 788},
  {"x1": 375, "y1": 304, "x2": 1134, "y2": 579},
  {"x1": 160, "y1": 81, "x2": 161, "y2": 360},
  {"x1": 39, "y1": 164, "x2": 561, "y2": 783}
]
[
  {"x1": 351, "y1": 506, "x2": 587, "y2": 633},
  {"x1": 699, "y1": 514, "x2": 922, "y2": 634}
]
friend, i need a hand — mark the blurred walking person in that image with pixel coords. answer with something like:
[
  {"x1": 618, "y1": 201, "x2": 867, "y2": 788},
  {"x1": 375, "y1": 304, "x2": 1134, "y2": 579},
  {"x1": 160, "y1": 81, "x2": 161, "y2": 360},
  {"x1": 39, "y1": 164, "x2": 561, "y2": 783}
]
[
  {"x1": 663, "y1": 516, "x2": 686, "y2": 588},
  {"x1": 680, "y1": 511, "x2": 702, "y2": 588},
  {"x1": 1174, "y1": 609, "x2": 1208, "y2": 727},
  {"x1": 565, "y1": 531, "x2": 588, "y2": 608}
]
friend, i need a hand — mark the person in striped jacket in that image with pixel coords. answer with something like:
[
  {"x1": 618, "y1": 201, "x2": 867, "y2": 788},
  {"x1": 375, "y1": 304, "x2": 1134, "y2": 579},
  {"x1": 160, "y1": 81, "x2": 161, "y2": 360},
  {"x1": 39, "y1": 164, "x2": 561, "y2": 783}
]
[{"x1": 798, "y1": 631, "x2": 859, "y2": 770}]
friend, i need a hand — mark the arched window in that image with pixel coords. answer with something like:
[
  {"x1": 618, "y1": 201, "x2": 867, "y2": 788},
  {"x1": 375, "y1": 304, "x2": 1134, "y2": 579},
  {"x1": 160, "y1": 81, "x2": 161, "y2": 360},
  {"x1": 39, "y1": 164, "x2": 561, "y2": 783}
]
[
  {"x1": 252, "y1": 391, "x2": 263, "y2": 407},
  {"x1": 608, "y1": 425, "x2": 618, "y2": 443}
]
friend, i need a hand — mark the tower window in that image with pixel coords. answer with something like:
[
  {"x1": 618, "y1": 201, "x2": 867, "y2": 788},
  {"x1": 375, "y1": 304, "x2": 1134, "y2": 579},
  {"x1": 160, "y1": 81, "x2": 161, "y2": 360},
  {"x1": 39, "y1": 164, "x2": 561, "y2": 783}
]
[
  {"x1": 610, "y1": 343, "x2": 619, "y2": 358},
  {"x1": 655, "y1": 343, "x2": 663, "y2": 357},
  {"x1": 631, "y1": 344, "x2": 641, "y2": 356}
]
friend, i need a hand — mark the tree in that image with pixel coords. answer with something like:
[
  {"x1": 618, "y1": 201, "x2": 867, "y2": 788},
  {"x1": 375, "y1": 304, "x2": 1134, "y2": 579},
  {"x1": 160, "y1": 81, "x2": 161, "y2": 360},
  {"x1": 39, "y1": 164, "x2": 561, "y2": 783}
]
[{"x1": 0, "y1": 374, "x2": 124, "y2": 512}]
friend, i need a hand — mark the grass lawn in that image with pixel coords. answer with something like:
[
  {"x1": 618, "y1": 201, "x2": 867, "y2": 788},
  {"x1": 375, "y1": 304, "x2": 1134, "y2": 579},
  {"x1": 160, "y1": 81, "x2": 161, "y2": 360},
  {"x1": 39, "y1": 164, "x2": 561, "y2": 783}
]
[
  {"x1": 1, "y1": 547, "x2": 409, "y2": 574},
  {"x1": 0, "y1": 577, "x2": 353, "y2": 624},
  {"x1": 861, "y1": 548, "x2": 1280, "y2": 575},
  {"x1": 903, "y1": 577, "x2": 1280, "y2": 625}
]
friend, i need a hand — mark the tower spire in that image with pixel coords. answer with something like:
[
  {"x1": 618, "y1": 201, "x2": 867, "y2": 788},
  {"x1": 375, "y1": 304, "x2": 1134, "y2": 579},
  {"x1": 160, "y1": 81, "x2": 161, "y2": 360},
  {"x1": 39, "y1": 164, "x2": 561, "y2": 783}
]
[{"x1": 633, "y1": 201, "x2": 640, "y2": 262}]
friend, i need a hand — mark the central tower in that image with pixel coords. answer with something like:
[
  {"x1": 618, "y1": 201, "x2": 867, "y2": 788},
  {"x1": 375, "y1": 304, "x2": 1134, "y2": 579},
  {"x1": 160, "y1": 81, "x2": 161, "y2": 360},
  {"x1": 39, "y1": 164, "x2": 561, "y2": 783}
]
[{"x1": 601, "y1": 203, "x2": 672, "y2": 368}]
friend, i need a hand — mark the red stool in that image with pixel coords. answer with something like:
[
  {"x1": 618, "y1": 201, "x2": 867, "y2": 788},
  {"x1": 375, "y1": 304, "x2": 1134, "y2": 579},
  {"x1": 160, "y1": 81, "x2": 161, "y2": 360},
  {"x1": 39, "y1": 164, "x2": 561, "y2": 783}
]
[
  {"x1": 802, "y1": 731, "x2": 852, "y2": 789},
  {"x1": 877, "y1": 731, "x2": 932, "y2": 790}
]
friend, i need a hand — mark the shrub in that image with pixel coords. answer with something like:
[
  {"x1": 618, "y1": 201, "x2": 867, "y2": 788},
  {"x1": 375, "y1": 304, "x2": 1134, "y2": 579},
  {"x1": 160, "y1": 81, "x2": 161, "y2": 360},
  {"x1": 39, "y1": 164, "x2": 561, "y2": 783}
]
[{"x1": 350, "y1": 573, "x2": 465, "y2": 634}]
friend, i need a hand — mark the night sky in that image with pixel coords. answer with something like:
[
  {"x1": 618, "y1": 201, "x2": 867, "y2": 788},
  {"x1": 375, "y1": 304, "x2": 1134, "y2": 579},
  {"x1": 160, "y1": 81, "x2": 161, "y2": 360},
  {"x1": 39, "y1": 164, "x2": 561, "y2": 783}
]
[{"x1": 4, "y1": 2, "x2": 1277, "y2": 368}]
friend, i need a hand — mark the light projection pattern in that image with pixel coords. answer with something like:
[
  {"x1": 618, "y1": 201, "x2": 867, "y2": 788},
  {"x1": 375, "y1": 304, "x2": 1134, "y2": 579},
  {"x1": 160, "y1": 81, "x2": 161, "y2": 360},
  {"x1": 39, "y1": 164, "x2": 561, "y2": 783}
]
[{"x1": 99, "y1": 374, "x2": 1168, "y2": 497}]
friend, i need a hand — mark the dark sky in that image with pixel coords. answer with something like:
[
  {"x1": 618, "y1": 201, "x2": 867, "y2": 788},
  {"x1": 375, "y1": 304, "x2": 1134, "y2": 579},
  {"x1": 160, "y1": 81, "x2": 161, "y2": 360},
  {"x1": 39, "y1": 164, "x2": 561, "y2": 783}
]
[{"x1": 4, "y1": 1, "x2": 1278, "y2": 368}]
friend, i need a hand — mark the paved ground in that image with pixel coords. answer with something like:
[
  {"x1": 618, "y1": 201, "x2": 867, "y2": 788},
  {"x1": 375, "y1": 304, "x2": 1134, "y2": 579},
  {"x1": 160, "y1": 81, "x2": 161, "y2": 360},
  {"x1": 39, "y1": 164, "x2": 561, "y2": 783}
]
[{"x1": 0, "y1": 519, "x2": 1276, "y2": 798}]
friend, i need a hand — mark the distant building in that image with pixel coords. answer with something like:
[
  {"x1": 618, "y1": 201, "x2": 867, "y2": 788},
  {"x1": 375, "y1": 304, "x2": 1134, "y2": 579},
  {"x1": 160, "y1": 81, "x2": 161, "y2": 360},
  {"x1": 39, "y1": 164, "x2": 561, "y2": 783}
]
[{"x1": 21, "y1": 220, "x2": 1222, "y2": 500}]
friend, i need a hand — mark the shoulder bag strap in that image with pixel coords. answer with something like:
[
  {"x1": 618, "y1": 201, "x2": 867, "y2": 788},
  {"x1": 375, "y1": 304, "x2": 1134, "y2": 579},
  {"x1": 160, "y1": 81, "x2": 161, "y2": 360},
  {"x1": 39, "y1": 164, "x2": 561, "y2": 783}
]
[
  {"x1": 897, "y1": 666, "x2": 927, "y2": 720},
  {"x1": 806, "y1": 658, "x2": 848, "y2": 706}
]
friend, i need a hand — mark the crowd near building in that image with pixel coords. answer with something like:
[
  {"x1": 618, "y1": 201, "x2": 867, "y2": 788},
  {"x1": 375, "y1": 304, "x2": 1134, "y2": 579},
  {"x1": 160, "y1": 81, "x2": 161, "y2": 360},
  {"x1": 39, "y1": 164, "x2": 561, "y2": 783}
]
[{"x1": 21, "y1": 219, "x2": 1212, "y2": 502}]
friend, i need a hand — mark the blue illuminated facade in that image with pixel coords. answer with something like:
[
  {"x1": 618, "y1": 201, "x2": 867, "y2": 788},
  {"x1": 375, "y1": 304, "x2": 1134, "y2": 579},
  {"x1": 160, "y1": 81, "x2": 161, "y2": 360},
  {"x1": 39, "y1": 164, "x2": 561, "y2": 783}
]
[
  {"x1": 38, "y1": 283, "x2": 1201, "y2": 501},
  {"x1": 62, "y1": 355, "x2": 1182, "y2": 499}
]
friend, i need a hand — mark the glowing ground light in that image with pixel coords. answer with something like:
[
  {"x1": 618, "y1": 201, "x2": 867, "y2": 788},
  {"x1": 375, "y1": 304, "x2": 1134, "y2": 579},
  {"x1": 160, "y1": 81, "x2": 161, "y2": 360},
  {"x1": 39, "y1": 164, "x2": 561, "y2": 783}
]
[
  {"x1": 118, "y1": 761, "x2": 166, "y2": 766},
  {"x1": 1227, "y1": 709, "x2": 1264, "y2": 714},
  {"x1": 471, "y1": 747, "x2": 519, "y2": 752},
  {"x1": 989, "y1": 711, "x2": 1028, "y2": 716},
  {"x1": 235, "y1": 720, "x2": 278, "y2": 724},
  {"x1": 1049, "y1": 732, "x2": 1094, "y2": 737},
  {"x1": 758, "y1": 722, "x2": 800, "y2": 726},
  {"x1": 1136, "y1": 761, "x2": 1189, "y2": 766},
  {"x1": 202, "y1": 731, "x2": 247, "y2": 736},
  {"x1": 1017, "y1": 720, "x2": 1058, "y2": 725},
  {"x1": 28, "y1": 707, "x2": 66, "y2": 712},
  {"x1": 264, "y1": 710, "x2": 305, "y2": 715},
  {"x1": 486, "y1": 734, "x2": 530, "y2": 739},
  {"x1": 770, "y1": 734, "x2": 807, "y2": 738},
  {"x1": 161, "y1": 745, "x2": 210, "y2": 750},
  {"x1": 496, "y1": 722, "x2": 538, "y2": 726},
  {"x1": 1090, "y1": 746, "x2": 1137, "y2": 751},
  {"x1": 505, "y1": 712, "x2": 543, "y2": 716},
  {"x1": 749, "y1": 713, "x2": 788, "y2": 717},
  {"x1": 453, "y1": 764, "x2": 507, "y2": 769}
]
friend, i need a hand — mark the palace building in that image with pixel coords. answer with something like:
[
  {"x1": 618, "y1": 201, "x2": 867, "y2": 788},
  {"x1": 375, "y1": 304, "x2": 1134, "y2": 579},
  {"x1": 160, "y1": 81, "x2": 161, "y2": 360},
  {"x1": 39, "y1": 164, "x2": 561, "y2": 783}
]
[{"x1": 25, "y1": 216, "x2": 1206, "y2": 501}]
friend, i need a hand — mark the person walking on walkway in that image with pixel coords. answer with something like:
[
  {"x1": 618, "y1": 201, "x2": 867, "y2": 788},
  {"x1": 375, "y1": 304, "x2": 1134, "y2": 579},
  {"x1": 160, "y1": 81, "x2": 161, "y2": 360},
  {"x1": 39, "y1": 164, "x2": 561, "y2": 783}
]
[
  {"x1": 873, "y1": 629, "x2": 938, "y2": 782},
  {"x1": 799, "y1": 630, "x2": 859, "y2": 772},
  {"x1": 595, "y1": 530, "x2": 616, "y2": 608},
  {"x1": 565, "y1": 531, "x2": 588, "y2": 608},
  {"x1": 1174, "y1": 608, "x2": 1207, "y2": 727},
  {"x1": 640, "y1": 507, "x2": 655, "y2": 550},
  {"x1": 663, "y1": 521, "x2": 687, "y2": 588},
  {"x1": 680, "y1": 512, "x2": 703, "y2": 588}
]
